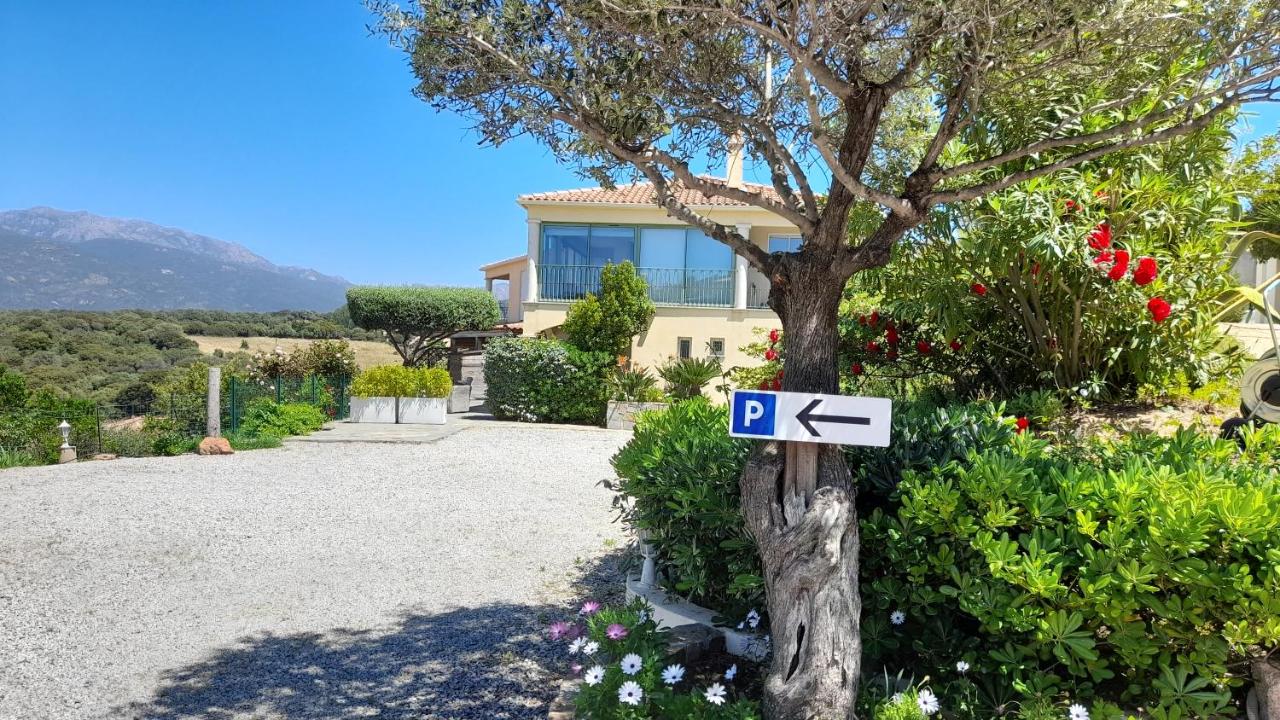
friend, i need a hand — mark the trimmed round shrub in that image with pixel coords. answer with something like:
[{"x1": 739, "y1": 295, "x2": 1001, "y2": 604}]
[{"x1": 347, "y1": 286, "x2": 501, "y2": 366}]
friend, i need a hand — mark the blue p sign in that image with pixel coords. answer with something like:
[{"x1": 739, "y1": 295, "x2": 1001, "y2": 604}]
[{"x1": 731, "y1": 391, "x2": 777, "y2": 438}]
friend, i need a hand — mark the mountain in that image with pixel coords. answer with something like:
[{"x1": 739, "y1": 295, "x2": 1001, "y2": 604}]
[{"x1": 0, "y1": 208, "x2": 350, "y2": 312}]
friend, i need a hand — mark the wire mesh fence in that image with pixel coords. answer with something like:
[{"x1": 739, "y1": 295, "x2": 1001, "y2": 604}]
[{"x1": 0, "y1": 374, "x2": 350, "y2": 465}]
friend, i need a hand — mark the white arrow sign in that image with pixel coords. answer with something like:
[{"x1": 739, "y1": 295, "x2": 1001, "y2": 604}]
[{"x1": 729, "y1": 390, "x2": 892, "y2": 446}]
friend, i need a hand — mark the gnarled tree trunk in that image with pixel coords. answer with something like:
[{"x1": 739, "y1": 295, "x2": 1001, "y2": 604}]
[{"x1": 741, "y1": 258, "x2": 862, "y2": 719}]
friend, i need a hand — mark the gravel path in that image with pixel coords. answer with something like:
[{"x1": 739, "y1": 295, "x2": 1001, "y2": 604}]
[{"x1": 0, "y1": 423, "x2": 629, "y2": 720}]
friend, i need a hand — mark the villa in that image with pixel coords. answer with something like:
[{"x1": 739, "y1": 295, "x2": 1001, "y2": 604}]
[{"x1": 480, "y1": 161, "x2": 794, "y2": 370}]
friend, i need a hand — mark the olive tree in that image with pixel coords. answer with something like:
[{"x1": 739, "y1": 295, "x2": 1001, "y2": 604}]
[
  {"x1": 346, "y1": 286, "x2": 501, "y2": 366},
  {"x1": 368, "y1": 1, "x2": 1280, "y2": 715}
]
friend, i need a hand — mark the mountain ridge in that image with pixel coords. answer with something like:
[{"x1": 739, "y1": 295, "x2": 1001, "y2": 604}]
[{"x1": 0, "y1": 207, "x2": 351, "y2": 312}]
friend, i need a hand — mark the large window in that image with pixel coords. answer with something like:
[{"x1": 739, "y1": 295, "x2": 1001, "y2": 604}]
[
  {"x1": 769, "y1": 234, "x2": 803, "y2": 254},
  {"x1": 542, "y1": 225, "x2": 636, "y2": 267}
]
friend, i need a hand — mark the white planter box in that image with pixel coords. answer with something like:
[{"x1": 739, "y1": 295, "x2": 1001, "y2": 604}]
[
  {"x1": 349, "y1": 397, "x2": 397, "y2": 424},
  {"x1": 397, "y1": 397, "x2": 447, "y2": 425}
]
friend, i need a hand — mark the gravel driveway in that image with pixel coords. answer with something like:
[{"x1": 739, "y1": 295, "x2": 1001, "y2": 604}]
[{"x1": 0, "y1": 422, "x2": 629, "y2": 720}]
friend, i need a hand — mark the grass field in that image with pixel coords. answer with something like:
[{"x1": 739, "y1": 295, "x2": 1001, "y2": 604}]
[{"x1": 188, "y1": 335, "x2": 402, "y2": 369}]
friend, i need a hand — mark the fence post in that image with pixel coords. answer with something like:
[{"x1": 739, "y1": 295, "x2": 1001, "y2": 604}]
[
  {"x1": 229, "y1": 376, "x2": 237, "y2": 433},
  {"x1": 206, "y1": 366, "x2": 221, "y2": 438},
  {"x1": 275, "y1": 376, "x2": 282, "y2": 404},
  {"x1": 310, "y1": 375, "x2": 317, "y2": 406},
  {"x1": 94, "y1": 405, "x2": 102, "y2": 455}
]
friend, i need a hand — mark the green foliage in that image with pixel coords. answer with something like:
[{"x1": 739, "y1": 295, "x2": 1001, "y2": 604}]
[
  {"x1": 238, "y1": 400, "x2": 327, "y2": 438},
  {"x1": 610, "y1": 366, "x2": 663, "y2": 402},
  {"x1": 1234, "y1": 132, "x2": 1280, "y2": 261},
  {"x1": 226, "y1": 432, "x2": 284, "y2": 451},
  {"x1": 142, "y1": 417, "x2": 200, "y2": 456},
  {"x1": 563, "y1": 599, "x2": 760, "y2": 719},
  {"x1": 610, "y1": 399, "x2": 757, "y2": 610},
  {"x1": 350, "y1": 365, "x2": 452, "y2": 398},
  {"x1": 0, "y1": 446, "x2": 38, "y2": 469},
  {"x1": 112, "y1": 382, "x2": 156, "y2": 414},
  {"x1": 563, "y1": 262, "x2": 656, "y2": 356},
  {"x1": 867, "y1": 134, "x2": 1246, "y2": 398},
  {"x1": 346, "y1": 286, "x2": 501, "y2": 366},
  {"x1": 860, "y1": 424, "x2": 1280, "y2": 717},
  {"x1": 724, "y1": 328, "x2": 784, "y2": 392},
  {"x1": 246, "y1": 339, "x2": 358, "y2": 381},
  {"x1": 483, "y1": 337, "x2": 612, "y2": 424},
  {"x1": 657, "y1": 357, "x2": 722, "y2": 399},
  {"x1": 0, "y1": 364, "x2": 29, "y2": 409}
]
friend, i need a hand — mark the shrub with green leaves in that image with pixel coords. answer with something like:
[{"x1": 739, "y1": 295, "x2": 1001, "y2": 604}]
[
  {"x1": 610, "y1": 366, "x2": 663, "y2": 402},
  {"x1": 483, "y1": 337, "x2": 612, "y2": 424},
  {"x1": 238, "y1": 400, "x2": 327, "y2": 438},
  {"x1": 867, "y1": 131, "x2": 1246, "y2": 398},
  {"x1": 347, "y1": 285, "x2": 500, "y2": 366},
  {"x1": 562, "y1": 261, "x2": 656, "y2": 357},
  {"x1": 657, "y1": 357, "x2": 722, "y2": 399},
  {"x1": 860, "y1": 424, "x2": 1280, "y2": 717},
  {"x1": 351, "y1": 365, "x2": 451, "y2": 398},
  {"x1": 610, "y1": 399, "x2": 757, "y2": 611}
]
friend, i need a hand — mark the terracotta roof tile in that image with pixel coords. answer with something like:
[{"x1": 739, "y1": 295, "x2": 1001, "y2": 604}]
[{"x1": 518, "y1": 178, "x2": 785, "y2": 208}]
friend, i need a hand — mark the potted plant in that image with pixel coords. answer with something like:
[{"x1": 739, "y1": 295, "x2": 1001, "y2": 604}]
[
  {"x1": 604, "y1": 366, "x2": 668, "y2": 430},
  {"x1": 348, "y1": 366, "x2": 408, "y2": 423},
  {"x1": 396, "y1": 366, "x2": 452, "y2": 425}
]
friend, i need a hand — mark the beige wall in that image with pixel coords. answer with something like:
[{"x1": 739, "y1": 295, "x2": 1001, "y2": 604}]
[
  {"x1": 522, "y1": 302, "x2": 778, "y2": 372},
  {"x1": 483, "y1": 257, "x2": 527, "y2": 322}
]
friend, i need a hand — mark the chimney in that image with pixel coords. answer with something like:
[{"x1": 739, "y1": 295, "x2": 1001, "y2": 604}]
[{"x1": 726, "y1": 132, "x2": 745, "y2": 189}]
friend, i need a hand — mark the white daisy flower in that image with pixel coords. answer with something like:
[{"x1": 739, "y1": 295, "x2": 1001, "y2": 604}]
[
  {"x1": 917, "y1": 688, "x2": 941, "y2": 716},
  {"x1": 618, "y1": 680, "x2": 644, "y2": 706},
  {"x1": 746, "y1": 609, "x2": 761, "y2": 629},
  {"x1": 582, "y1": 641, "x2": 599, "y2": 656},
  {"x1": 567, "y1": 638, "x2": 585, "y2": 655},
  {"x1": 1069, "y1": 704, "x2": 1090, "y2": 720},
  {"x1": 891, "y1": 692, "x2": 905, "y2": 705},
  {"x1": 620, "y1": 653, "x2": 643, "y2": 675},
  {"x1": 956, "y1": 660, "x2": 970, "y2": 673},
  {"x1": 636, "y1": 609, "x2": 649, "y2": 624},
  {"x1": 724, "y1": 664, "x2": 738, "y2": 680},
  {"x1": 705, "y1": 683, "x2": 727, "y2": 706},
  {"x1": 890, "y1": 610, "x2": 906, "y2": 625},
  {"x1": 661, "y1": 663, "x2": 685, "y2": 685},
  {"x1": 583, "y1": 665, "x2": 605, "y2": 686}
]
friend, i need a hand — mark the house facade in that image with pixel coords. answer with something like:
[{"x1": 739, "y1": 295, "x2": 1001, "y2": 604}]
[{"x1": 481, "y1": 180, "x2": 794, "y2": 371}]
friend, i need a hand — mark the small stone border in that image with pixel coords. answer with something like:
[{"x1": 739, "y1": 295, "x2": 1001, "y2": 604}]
[
  {"x1": 624, "y1": 573, "x2": 764, "y2": 658},
  {"x1": 547, "y1": 678, "x2": 580, "y2": 720}
]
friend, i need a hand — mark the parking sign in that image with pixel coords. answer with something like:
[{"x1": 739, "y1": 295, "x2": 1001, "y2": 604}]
[{"x1": 729, "y1": 390, "x2": 892, "y2": 447}]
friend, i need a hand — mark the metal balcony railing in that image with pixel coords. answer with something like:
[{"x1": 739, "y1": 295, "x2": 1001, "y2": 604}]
[{"x1": 539, "y1": 265, "x2": 736, "y2": 307}]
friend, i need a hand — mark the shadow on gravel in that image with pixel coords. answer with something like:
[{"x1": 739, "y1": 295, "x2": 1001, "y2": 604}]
[{"x1": 112, "y1": 551, "x2": 629, "y2": 720}]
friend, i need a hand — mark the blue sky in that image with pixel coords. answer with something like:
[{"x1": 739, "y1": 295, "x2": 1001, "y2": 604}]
[{"x1": 1, "y1": 3, "x2": 1277, "y2": 287}]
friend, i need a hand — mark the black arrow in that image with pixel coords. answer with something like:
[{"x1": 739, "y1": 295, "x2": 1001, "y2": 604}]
[{"x1": 795, "y1": 398, "x2": 871, "y2": 437}]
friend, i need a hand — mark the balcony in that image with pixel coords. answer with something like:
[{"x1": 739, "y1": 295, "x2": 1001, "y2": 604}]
[{"x1": 539, "y1": 265, "x2": 736, "y2": 308}]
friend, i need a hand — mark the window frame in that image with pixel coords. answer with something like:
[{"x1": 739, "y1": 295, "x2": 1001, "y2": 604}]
[{"x1": 677, "y1": 337, "x2": 693, "y2": 359}]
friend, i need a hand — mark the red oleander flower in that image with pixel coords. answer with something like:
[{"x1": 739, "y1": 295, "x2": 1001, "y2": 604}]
[
  {"x1": 866, "y1": 341, "x2": 881, "y2": 354},
  {"x1": 1093, "y1": 250, "x2": 1114, "y2": 265},
  {"x1": 851, "y1": 363, "x2": 863, "y2": 375},
  {"x1": 1133, "y1": 256, "x2": 1158, "y2": 286},
  {"x1": 1148, "y1": 296, "x2": 1172, "y2": 323},
  {"x1": 949, "y1": 339, "x2": 962, "y2": 352},
  {"x1": 971, "y1": 282, "x2": 987, "y2": 296},
  {"x1": 758, "y1": 381, "x2": 769, "y2": 390},
  {"x1": 886, "y1": 349, "x2": 899, "y2": 361},
  {"x1": 764, "y1": 348, "x2": 778, "y2": 361},
  {"x1": 1016, "y1": 416, "x2": 1030, "y2": 434},
  {"x1": 858, "y1": 314, "x2": 867, "y2": 326},
  {"x1": 771, "y1": 379, "x2": 782, "y2": 391},
  {"x1": 869, "y1": 311, "x2": 880, "y2": 326},
  {"x1": 886, "y1": 327, "x2": 900, "y2": 346},
  {"x1": 769, "y1": 328, "x2": 780, "y2": 344},
  {"x1": 1107, "y1": 249, "x2": 1130, "y2": 281},
  {"x1": 1088, "y1": 223, "x2": 1112, "y2": 250},
  {"x1": 1064, "y1": 199, "x2": 1078, "y2": 211},
  {"x1": 916, "y1": 340, "x2": 932, "y2": 355}
]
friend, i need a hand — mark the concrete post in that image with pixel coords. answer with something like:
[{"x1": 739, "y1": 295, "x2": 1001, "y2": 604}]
[
  {"x1": 734, "y1": 223, "x2": 752, "y2": 310},
  {"x1": 206, "y1": 366, "x2": 221, "y2": 438},
  {"x1": 524, "y1": 219, "x2": 540, "y2": 303}
]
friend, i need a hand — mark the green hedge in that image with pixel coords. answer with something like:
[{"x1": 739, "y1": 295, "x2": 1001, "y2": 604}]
[
  {"x1": 351, "y1": 365, "x2": 451, "y2": 398},
  {"x1": 611, "y1": 401, "x2": 1280, "y2": 716},
  {"x1": 483, "y1": 337, "x2": 612, "y2": 424}
]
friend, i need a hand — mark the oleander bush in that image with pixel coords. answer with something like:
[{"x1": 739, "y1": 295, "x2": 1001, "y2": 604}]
[{"x1": 483, "y1": 337, "x2": 612, "y2": 424}]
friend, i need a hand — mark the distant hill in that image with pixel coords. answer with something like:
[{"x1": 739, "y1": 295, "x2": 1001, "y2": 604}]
[{"x1": 0, "y1": 207, "x2": 350, "y2": 311}]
